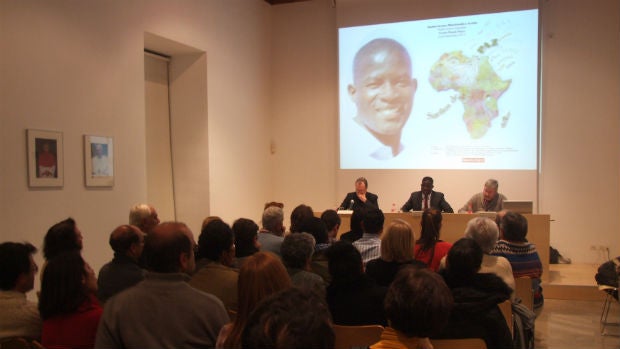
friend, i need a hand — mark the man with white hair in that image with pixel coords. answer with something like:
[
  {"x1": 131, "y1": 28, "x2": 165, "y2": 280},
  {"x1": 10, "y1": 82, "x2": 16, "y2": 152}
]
[
  {"x1": 459, "y1": 179, "x2": 507, "y2": 213},
  {"x1": 129, "y1": 204, "x2": 160, "y2": 235}
]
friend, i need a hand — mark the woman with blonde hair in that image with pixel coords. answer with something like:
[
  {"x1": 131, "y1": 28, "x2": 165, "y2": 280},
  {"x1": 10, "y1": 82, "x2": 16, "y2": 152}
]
[
  {"x1": 365, "y1": 219, "x2": 426, "y2": 287},
  {"x1": 217, "y1": 252, "x2": 292, "y2": 349}
]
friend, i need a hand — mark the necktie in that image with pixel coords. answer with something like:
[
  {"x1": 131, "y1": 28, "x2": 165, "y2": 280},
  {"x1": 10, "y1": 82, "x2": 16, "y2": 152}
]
[{"x1": 424, "y1": 194, "x2": 429, "y2": 210}]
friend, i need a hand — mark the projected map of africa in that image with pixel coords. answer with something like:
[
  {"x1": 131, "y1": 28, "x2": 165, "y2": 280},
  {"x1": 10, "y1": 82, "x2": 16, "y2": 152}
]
[{"x1": 429, "y1": 50, "x2": 511, "y2": 139}]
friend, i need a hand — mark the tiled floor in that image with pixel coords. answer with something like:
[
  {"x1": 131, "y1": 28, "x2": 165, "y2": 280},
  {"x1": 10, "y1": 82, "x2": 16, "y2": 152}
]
[{"x1": 535, "y1": 298, "x2": 619, "y2": 349}]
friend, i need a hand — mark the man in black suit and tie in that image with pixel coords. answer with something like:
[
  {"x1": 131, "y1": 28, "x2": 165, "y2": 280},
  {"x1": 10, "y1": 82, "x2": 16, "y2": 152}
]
[
  {"x1": 339, "y1": 177, "x2": 379, "y2": 210},
  {"x1": 401, "y1": 177, "x2": 453, "y2": 213}
]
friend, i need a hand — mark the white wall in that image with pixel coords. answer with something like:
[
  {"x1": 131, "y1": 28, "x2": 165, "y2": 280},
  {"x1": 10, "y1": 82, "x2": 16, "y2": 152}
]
[{"x1": 0, "y1": 0, "x2": 273, "y2": 291}]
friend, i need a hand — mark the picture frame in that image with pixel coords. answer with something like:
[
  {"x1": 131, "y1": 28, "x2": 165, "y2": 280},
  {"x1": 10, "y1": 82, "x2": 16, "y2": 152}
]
[
  {"x1": 84, "y1": 135, "x2": 114, "y2": 187},
  {"x1": 27, "y1": 129, "x2": 64, "y2": 188}
]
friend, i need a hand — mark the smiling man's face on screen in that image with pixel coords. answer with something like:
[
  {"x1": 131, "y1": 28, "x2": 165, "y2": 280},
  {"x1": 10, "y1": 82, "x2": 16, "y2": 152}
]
[{"x1": 348, "y1": 39, "x2": 417, "y2": 139}]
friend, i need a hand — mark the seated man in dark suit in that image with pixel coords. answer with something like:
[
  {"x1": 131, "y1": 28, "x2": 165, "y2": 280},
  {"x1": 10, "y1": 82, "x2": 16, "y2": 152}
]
[
  {"x1": 401, "y1": 176, "x2": 453, "y2": 213},
  {"x1": 339, "y1": 177, "x2": 378, "y2": 210}
]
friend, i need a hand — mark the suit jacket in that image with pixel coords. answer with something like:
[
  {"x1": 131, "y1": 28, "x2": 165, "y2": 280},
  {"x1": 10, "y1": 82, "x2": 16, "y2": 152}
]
[
  {"x1": 400, "y1": 190, "x2": 454, "y2": 213},
  {"x1": 339, "y1": 192, "x2": 378, "y2": 210}
]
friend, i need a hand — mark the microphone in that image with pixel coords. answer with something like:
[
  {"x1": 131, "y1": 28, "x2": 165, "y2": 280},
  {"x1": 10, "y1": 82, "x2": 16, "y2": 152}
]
[{"x1": 348, "y1": 199, "x2": 354, "y2": 210}]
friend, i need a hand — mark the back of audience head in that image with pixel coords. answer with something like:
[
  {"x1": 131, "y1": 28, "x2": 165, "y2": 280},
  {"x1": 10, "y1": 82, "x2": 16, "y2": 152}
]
[
  {"x1": 326, "y1": 240, "x2": 363, "y2": 283},
  {"x1": 320, "y1": 209, "x2": 341, "y2": 240},
  {"x1": 444, "y1": 238, "x2": 483, "y2": 283},
  {"x1": 362, "y1": 207, "x2": 385, "y2": 235},
  {"x1": 0, "y1": 242, "x2": 38, "y2": 293},
  {"x1": 463, "y1": 217, "x2": 499, "y2": 254},
  {"x1": 197, "y1": 219, "x2": 235, "y2": 266},
  {"x1": 418, "y1": 209, "x2": 442, "y2": 250},
  {"x1": 109, "y1": 225, "x2": 144, "y2": 260},
  {"x1": 500, "y1": 211, "x2": 528, "y2": 242},
  {"x1": 264, "y1": 201, "x2": 284, "y2": 210},
  {"x1": 299, "y1": 216, "x2": 328, "y2": 244},
  {"x1": 290, "y1": 204, "x2": 314, "y2": 233},
  {"x1": 43, "y1": 217, "x2": 82, "y2": 260},
  {"x1": 262, "y1": 206, "x2": 285, "y2": 236},
  {"x1": 385, "y1": 266, "x2": 453, "y2": 338},
  {"x1": 241, "y1": 287, "x2": 334, "y2": 349},
  {"x1": 201, "y1": 216, "x2": 222, "y2": 230},
  {"x1": 281, "y1": 232, "x2": 315, "y2": 269},
  {"x1": 144, "y1": 221, "x2": 195, "y2": 274},
  {"x1": 39, "y1": 251, "x2": 96, "y2": 320},
  {"x1": 233, "y1": 218, "x2": 260, "y2": 258},
  {"x1": 129, "y1": 204, "x2": 160, "y2": 234},
  {"x1": 225, "y1": 252, "x2": 291, "y2": 348},
  {"x1": 381, "y1": 219, "x2": 415, "y2": 263},
  {"x1": 350, "y1": 207, "x2": 366, "y2": 233}
]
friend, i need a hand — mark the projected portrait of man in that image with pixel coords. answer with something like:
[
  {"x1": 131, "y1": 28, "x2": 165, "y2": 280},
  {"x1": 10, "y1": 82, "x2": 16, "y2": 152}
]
[{"x1": 347, "y1": 38, "x2": 417, "y2": 161}]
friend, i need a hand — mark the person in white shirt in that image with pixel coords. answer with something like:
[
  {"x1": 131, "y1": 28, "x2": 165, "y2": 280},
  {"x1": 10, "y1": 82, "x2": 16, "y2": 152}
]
[{"x1": 0, "y1": 242, "x2": 42, "y2": 340}]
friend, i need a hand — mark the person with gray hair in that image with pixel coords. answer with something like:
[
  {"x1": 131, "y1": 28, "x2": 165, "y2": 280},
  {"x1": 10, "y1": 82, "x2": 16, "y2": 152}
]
[
  {"x1": 463, "y1": 217, "x2": 515, "y2": 292},
  {"x1": 281, "y1": 233, "x2": 326, "y2": 298},
  {"x1": 129, "y1": 204, "x2": 160, "y2": 235},
  {"x1": 458, "y1": 179, "x2": 507, "y2": 213},
  {"x1": 439, "y1": 216, "x2": 515, "y2": 293},
  {"x1": 258, "y1": 206, "x2": 285, "y2": 257}
]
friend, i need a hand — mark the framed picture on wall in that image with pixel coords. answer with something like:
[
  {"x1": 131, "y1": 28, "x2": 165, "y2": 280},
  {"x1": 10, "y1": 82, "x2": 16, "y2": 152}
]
[
  {"x1": 84, "y1": 135, "x2": 114, "y2": 187},
  {"x1": 27, "y1": 129, "x2": 64, "y2": 188}
]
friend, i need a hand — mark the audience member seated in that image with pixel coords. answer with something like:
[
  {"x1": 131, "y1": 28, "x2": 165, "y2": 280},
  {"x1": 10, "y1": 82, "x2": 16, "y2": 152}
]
[
  {"x1": 190, "y1": 220, "x2": 239, "y2": 311},
  {"x1": 128, "y1": 204, "x2": 160, "y2": 235},
  {"x1": 366, "y1": 219, "x2": 427, "y2": 287},
  {"x1": 353, "y1": 207, "x2": 385, "y2": 265},
  {"x1": 326, "y1": 241, "x2": 387, "y2": 326},
  {"x1": 258, "y1": 206, "x2": 285, "y2": 257},
  {"x1": 97, "y1": 225, "x2": 145, "y2": 304},
  {"x1": 95, "y1": 222, "x2": 229, "y2": 348},
  {"x1": 413, "y1": 209, "x2": 451, "y2": 271},
  {"x1": 280, "y1": 233, "x2": 326, "y2": 298},
  {"x1": 371, "y1": 267, "x2": 453, "y2": 349},
  {"x1": 217, "y1": 252, "x2": 292, "y2": 349},
  {"x1": 492, "y1": 211, "x2": 544, "y2": 309},
  {"x1": 39, "y1": 252, "x2": 102, "y2": 349},
  {"x1": 42, "y1": 217, "x2": 83, "y2": 279},
  {"x1": 0, "y1": 242, "x2": 41, "y2": 341},
  {"x1": 232, "y1": 218, "x2": 260, "y2": 268},
  {"x1": 289, "y1": 204, "x2": 314, "y2": 233},
  {"x1": 299, "y1": 216, "x2": 331, "y2": 284},
  {"x1": 339, "y1": 207, "x2": 366, "y2": 243},
  {"x1": 436, "y1": 238, "x2": 513, "y2": 349},
  {"x1": 320, "y1": 209, "x2": 341, "y2": 244},
  {"x1": 241, "y1": 287, "x2": 335, "y2": 349},
  {"x1": 202, "y1": 216, "x2": 222, "y2": 231},
  {"x1": 463, "y1": 217, "x2": 515, "y2": 292}
]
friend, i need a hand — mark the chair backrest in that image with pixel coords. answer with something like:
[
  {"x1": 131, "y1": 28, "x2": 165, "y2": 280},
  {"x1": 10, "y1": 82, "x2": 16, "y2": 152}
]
[
  {"x1": 431, "y1": 338, "x2": 487, "y2": 349},
  {"x1": 333, "y1": 324, "x2": 384, "y2": 349},
  {"x1": 515, "y1": 277, "x2": 534, "y2": 310},
  {"x1": 498, "y1": 299, "x2": 513, "y2": 336}
]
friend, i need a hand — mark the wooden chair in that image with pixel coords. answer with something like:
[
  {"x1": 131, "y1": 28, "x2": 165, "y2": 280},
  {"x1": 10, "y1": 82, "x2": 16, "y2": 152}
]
[
  {"x1": 431, "y1": 338, "x2": 487, "y2": 349},
  {"x1": 514, "y1": 277, "x2": 534, "y2": 311},
  {"x1": 498, "y1": 299, "x2": 513, "y2": 336},
  {"x1": 332, "y1": 324, "x2": 384, "y2": 349}
]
